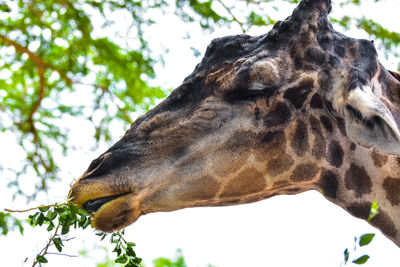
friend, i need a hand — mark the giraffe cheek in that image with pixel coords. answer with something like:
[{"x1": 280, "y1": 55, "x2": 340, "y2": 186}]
[{"x1": 91, "y1": 194, "x2": 140, "y2": 232}]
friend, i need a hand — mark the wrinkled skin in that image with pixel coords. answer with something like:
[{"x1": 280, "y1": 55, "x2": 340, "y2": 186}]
[{"x1": 69, "y1": 0, "x2": 400, "y2": 246}]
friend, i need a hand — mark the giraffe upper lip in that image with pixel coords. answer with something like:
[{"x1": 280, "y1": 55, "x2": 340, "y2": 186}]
[{"x1": 83, "y1": 193, "x2": 129, "y2": 213}]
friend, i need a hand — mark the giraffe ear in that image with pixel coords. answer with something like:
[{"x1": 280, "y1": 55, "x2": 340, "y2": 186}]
[{"x1": 343, "y1": 86, "x2": 400, "y2": 156}]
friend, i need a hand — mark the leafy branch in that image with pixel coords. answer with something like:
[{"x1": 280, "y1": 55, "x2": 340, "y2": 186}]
[
  {"x1": 5, "y1": 203, "x2": 140, "y2": 267},
  {"x1": 97, "y1": 230, "x2": 142, "y2": 267}
]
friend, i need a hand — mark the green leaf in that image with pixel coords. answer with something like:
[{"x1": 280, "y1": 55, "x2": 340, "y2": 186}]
[
  {"x1": 46, "y1": 210, "x2": 57, "y2": 220},
  {"x1": 353, "y1": 255, "x2": 370, "y2": 264},
  {"x1": 344, "y1": 248, "x2": 349, "y2": 263},
  {"x1": 36, "y1": 255, "x2": 48, "y2": 263},
  {"x1": 53, "y1": 237, "x2": 63, "y2": 252},
  {"x1": 0, "y1": 4, "x2": 11, "y2": 12},
  {"x1": 126, "y1": 246, "x2": 136, "y2": 257},
  {"x1": 100, "y1": 233, "x2": 107, "y2": 241},
  {"x1": 61, "y1": 225, "x2": 70, "y2": 235},
  {"x1": 37, "y1": 213, "x2": 45, "y2": 226},
  {"x1": 368, "y1": 201, "x2": 379, "y2": 222},
  {"x1": 55, "y1": 207, "x2": 66, "y2": 214},
  {"x1": 115, "y1": 255, "x2": 128, "y2": 264},
  {"x1": 359, "y1": 233, "x2": 375, "y2": 247},
  {"x1": 113, "y1": 244, "x2": 122, "y2": 256},
  {"x1": 28, "y1": 212, "x2": 40, "y2": 226},
  {"x1": 133, "y1": 257, "x2": 142, "y2": 264},
  {"x1": 76, "y1": 208, "x2": 89, "y2": 216},
  {"x1": 46, "y1": 221, "x2": 55, "y2": 231},
  {"x1": 38, "y1": 207, "x2": 49, "y2": 212}
]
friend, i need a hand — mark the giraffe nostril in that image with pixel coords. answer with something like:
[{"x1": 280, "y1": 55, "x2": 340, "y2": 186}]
[
  {"x1": 84, "y1": 153, "x2": 112, "y2": 180},
  {"x1": 86, "y1": 156, "x2": 106, "y2": 173}
]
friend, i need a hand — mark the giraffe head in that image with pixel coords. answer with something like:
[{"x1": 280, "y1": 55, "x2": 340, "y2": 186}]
[{"x1": 69, "y1": 0, "x2": 400, "y2": 242}]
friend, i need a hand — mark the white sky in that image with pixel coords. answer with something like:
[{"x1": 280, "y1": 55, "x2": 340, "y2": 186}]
[{"x1": 1, "y1": 0, "x2": 400, "y2": 267}]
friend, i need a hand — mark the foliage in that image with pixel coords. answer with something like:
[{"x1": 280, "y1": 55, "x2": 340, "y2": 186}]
[
  {"x1": 0, "y1": 0, "x2": 165, "y2": 200},
  {"x1": 97, "y1": 230, "x2": 142, "y2": 267},
  {"x1": 0, "y1": 211, "x2": 23, "y2": 235},
  {"x1": 342, "y1": 233, "x2": 375, "y2": 266},
  {"x1": 367, "y1": 201, "x2": 379, "y2": 222},
  {"x1": 25, "y1": 203, "x2": 92, "y2": 266},
  {"x1": 6, "y1": 203, "x2": 140, "y2": 267},
  {"x1": 152, "y1": 249, "x2": 187, "y2": 267}
]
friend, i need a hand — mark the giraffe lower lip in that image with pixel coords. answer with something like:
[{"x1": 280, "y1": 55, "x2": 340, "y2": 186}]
[{"x1": 83, "y1": 193, "x2": 128, "y2": 213}]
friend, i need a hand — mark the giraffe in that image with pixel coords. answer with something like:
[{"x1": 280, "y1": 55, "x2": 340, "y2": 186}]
[{"x1": 69, "y1": 0, "x2": 400, "y2": 247}]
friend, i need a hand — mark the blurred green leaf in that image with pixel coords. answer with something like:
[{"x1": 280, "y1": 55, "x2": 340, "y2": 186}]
[
  {"x1": 359, "y1": 233, "x2": 375, "y2": 247},
  {"x1": 344, "y1": 248, "x2": 349, "y2": 264},
  {"x1": 0, "y1": 212, "x2": 24, "y2": 235},
  {"x1": 36, "y1": 255, "x2": 48, "y2": 263},
  {"x1": 353, "y1": 255, "x2": 370, "y2": 264},
  {"x1": 368, "y1": 201, "x2": 380, "y2": 222},
  {"x1": 53, "y1": 237, "x2": 63, "y2": 252}
]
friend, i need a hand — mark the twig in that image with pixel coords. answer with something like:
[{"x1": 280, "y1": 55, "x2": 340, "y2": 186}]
[
  {"x1": 4, "y1": 203, "x2": 69, "y2": 213},
  {"x1": 215, "y1": 0, "x2": 246, "y2": 33},
  {"x1": 45, "y1": 252, "x2": 78, "y2": 258},
  {"x1": 32, "y1": 222, "x2": 61, "y2": 267}
]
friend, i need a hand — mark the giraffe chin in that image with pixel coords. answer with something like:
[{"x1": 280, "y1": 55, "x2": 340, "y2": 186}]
[{"x1": 88, "y1": 193, "x2": 141, "y2": 232}]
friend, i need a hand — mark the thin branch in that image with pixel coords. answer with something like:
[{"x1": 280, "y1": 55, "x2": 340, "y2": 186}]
[
  {"x1": 32, "y1": 222, "x2": 61, "y2": 267},
  {"x1": 0, "y1": 35, "x2": 73, "y2": 87},
  {"x1": 4, "y1": 203, "x2": 69, "y2": 213},
  {"x1": 0, "y1": 35, "x2": 47, "y2": 119},
  {"x1": 45, "y1": 252, "x2": 78, "y2": 258},
  {"x1": 215, "y1": 0, "x2": 246, "y2": 33}
]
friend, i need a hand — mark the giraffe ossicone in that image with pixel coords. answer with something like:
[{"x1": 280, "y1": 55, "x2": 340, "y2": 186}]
[{"x1": 69, "y1": 0, "x2": 400, "y2": 247}]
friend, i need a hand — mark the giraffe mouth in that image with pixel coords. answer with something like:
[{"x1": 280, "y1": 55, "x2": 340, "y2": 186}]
[{"x1": 83, "y1": 193, "x2": 129, "y2": 213}]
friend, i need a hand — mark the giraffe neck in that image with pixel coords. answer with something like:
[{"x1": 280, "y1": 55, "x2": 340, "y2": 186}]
[{"x1": 319, "y1": 131, "x2": 400, "y2": 246}]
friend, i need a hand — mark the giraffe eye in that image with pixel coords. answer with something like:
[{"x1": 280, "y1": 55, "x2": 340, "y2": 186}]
[{"x1": 227, "y1": 86, "x2": 274, "y2": 102}]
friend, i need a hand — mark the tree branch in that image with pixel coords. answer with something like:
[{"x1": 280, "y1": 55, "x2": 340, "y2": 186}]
[
  {"x1": 32, "y1": 222, "x2": 61, "y2": 267},
  {"x1": 215, "y1": 0, "x2": 246, "y2": 33},
  {"x1": 4, "y1": 203, "x2": 69, "y2": 213}
]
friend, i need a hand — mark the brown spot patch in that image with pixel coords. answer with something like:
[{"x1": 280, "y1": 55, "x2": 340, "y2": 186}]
[
  {"x1": 320, "y1": 115, "x2": 333, "y2": 133},
  {"x1": 310, "y1": 93, "x2": 323, "y2": 109},
  {"x1": 225, "y1": 130, "x2": 257, "y2": 153},
  {"x1": 178, "y1": 175, "x2": 219, "y2": 201},
  {"x1": 264, "y1": 102, "x2": 292, "y2": 128},
  {"x1": 266, "y1": 153, "x2": 295, "y2": 176},
  {"x1": 371, "y1": 150, "x2": 388, "y2": 167},
  {"x1": 347, "y1": 202, "x2": 397, "y2": 238},
  {"x1": 305, "y1": 47, "x2": 326, "y2": 66},
  {"x1": 290, "y1": 120, "x2": 309, "y2": 157},
  {"x1": 344, "y1": 164, "x2": 372, "y2": 198},
  {"x1": 256, "y1": 130, "x2": 287, "y2": 162},
  {"x1": 290, "y1": 163, "x2": 319, "y2": 182},
  {"x1": 220, "y1": 168, "x2": 266, "y2": 198},
  {"x1": 309, "y1": 115, "x2": 326, "y2": 159},
  {"x1": 383, "y1": 177, "x2": 400, "y2": 206},
  {"x1": 318, "y1": 169, "x2": 339, "y2": 199},
  {"x1": 327, "y1": 140, "x2": 344, "y2": 167},
  {"x1": 283, "y1": 78, "x2": 314, "y2": 109}
]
